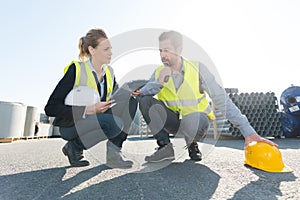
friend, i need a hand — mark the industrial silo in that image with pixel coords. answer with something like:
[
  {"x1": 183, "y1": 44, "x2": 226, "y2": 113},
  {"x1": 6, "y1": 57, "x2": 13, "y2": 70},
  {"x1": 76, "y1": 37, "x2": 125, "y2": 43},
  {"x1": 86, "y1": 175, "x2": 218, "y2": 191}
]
[{"x1": 0, "y1": 101, "x2": 26, "y2": 139}]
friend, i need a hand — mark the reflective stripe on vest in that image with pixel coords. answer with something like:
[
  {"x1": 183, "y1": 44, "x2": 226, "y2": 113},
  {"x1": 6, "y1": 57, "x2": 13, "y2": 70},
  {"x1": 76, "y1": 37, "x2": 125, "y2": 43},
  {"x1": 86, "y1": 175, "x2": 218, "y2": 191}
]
[
  {"x1": 64, "y1": 61, "x2": 114, "y2": 101},
  {"x1": 155, "y1": 60, "x2": 215, "y2": 120},
  {"x1": 162, "y1": 96, "x2": 206, "y2": 107}
]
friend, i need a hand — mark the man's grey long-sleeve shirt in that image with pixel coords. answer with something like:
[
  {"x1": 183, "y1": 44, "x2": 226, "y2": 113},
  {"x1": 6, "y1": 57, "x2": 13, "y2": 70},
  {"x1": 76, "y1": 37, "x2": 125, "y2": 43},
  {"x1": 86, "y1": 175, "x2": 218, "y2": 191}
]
[{"x1": 140, "y1": 59, "x2": 255, "y2": 137}]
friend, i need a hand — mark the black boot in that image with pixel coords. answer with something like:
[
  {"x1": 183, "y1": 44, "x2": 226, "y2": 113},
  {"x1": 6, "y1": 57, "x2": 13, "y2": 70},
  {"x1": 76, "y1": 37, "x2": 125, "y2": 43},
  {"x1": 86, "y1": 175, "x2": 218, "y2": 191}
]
[
  {"x1": 188, "y1": 142, "x2": 202, "y2": 161},
  {"x1": 64, "y1": 144, "x2": 84, "y2": 161},
  {"x1": 73, "y1": 148, "x2": 84, "y2": 161},
  {"x1": 62, "y1": 142, "x2": 90, "y2": 167}
]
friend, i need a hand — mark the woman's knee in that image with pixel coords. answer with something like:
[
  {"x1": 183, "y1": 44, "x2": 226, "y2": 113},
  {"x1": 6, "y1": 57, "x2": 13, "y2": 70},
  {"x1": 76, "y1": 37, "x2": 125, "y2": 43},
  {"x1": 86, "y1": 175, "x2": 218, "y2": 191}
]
[{"x1": 96, "y1": 114, "x2": 124, "y2": 138}]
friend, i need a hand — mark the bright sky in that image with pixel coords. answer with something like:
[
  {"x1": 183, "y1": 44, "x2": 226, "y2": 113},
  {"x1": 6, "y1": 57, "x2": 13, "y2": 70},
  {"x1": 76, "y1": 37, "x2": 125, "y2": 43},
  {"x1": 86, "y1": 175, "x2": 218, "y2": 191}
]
[{"x1": 1, "y1": 0, "x2": 300, "y2": 113}]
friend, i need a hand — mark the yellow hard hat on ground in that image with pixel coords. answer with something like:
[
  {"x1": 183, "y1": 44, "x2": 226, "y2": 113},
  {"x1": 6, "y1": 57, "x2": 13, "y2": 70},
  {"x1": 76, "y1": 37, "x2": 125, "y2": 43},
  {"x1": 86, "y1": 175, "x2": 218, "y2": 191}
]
[{"x1": 244, "y1": 141, "x2": 293, "y2": 173}]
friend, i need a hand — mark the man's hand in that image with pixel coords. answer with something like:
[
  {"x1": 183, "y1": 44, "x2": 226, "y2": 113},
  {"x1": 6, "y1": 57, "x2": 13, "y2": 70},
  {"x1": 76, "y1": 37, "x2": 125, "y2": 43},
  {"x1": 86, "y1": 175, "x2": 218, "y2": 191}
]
[
  {"x1": 131, "y1": 89, "x2": 142, "y2": 97},
  {"x1": 158, "y1": 67, "x2": 172, "y2": 83},
  {"x1": 244, "y1": 133, "x2": 278, "y2": 149}
]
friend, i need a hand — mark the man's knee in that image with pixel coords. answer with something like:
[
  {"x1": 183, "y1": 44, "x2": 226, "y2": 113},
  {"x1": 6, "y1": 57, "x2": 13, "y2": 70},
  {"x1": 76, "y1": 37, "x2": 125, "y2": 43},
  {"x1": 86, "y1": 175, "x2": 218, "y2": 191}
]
[
  {"x1": 137, "y1": 95, "x2": 152, "y2": 104},
  {"x1": 137, "y1": 95, "x2": 154, "y2": 111},
  {"x1": 181, "y1": 112, "x2": 210, "y2": 133},
  {"x1": 129, "y1": 97, "x2": 138, "y2": 118},
  {"x1": 199, "y1": 113, "x2": 210, "y2": 129}
]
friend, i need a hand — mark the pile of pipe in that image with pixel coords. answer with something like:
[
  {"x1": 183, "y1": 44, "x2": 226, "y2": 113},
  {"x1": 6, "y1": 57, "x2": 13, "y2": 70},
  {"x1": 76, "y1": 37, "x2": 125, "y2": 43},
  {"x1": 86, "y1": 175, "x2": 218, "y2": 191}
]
[{"x1": 210, "y1": 92, "x2": 282, "y2": 138}]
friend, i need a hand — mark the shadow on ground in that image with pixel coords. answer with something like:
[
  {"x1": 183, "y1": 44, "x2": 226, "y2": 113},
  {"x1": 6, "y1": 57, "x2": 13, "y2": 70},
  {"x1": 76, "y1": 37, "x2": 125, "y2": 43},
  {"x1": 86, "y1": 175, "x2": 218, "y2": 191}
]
[
  {"x1": 229, "y1": 165, "x2": 297, "y2": 200},
  {"x1": 1, "y1": 159, "x2": 298, "y2": 200},
  {"x1": 0, "y1": 161, "x2": 220, "y2": 200},
  {"x1": 0, "y1": 165, "x2": 109, "y2": 200},
  {"x1": 64, "y1": 160, "x2": 220, "y2": 200}
]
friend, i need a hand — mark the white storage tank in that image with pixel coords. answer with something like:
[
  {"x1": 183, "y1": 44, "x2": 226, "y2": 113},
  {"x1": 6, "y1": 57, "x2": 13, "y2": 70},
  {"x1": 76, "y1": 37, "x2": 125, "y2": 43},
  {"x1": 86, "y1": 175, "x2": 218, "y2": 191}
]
[
  {"x1": 23, "y1": 106, "x2": 39, "y2": 137},
  {"x1": 0, "y1": 101, "x2": 27, "y2": 138},
  {"x1": 36, "y1": 123, "x2": 53, "y2": 137}
]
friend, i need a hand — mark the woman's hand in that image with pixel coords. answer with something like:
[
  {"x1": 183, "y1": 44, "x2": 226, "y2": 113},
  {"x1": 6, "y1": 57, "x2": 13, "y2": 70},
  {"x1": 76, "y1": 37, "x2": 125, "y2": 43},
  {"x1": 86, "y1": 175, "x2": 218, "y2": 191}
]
[{"x1": 86, "y1": 99, "x2": 115, "y2": 115}]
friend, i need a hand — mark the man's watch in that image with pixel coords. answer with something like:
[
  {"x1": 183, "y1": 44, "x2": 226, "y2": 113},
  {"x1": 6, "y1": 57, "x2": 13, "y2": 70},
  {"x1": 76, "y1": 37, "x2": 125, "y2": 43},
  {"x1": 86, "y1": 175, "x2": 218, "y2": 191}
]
[{"x1": 164, "y1": 75, "x2": 170, "y2": 83}]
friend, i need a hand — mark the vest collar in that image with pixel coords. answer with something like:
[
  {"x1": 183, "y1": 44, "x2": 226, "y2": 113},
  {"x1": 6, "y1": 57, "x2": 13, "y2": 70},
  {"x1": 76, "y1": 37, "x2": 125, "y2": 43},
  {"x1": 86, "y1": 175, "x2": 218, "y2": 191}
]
[
  {"x1": 179, "y1": 57, "x2": 185, "y2": 74},
  {"x1": 86, "y1": 59, "x2": 106, "y2": 78},
  {"x1": 175, "y1": 57, "x2": 185, "y2": 75}
]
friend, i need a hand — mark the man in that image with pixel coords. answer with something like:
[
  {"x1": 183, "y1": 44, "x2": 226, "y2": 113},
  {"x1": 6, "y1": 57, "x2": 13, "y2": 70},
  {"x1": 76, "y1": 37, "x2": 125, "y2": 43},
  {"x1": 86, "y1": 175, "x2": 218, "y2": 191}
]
[{"x1": 132, "y1": 30, "x2": 277, "y2": 162}]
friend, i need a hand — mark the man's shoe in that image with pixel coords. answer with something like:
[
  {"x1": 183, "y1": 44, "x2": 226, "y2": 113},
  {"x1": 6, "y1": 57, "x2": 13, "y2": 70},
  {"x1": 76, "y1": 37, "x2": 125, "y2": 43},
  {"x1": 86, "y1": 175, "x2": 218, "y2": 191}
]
[
  {"x1": 106, "y1": 141, "x2": 133, "y2": 168},
  {"x1": 62, "y1": 142, "x2": 90, "y2": 167},
  {"x1": 188, "y1": 142, "x2": 202, "y2": 161},
  {"x1": 145, "y1": 143, "x2": 175, "y2": 162}
]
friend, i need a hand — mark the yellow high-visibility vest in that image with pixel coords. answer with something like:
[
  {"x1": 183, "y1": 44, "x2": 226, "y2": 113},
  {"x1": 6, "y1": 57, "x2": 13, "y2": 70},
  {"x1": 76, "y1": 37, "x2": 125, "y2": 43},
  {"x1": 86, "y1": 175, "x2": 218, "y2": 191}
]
[
  {"x1": 64, "y1": 61, "x2": 114, "y2": 101},
  {"x1": 155, "y1": 60, "x2": 215, "y2": 120}
]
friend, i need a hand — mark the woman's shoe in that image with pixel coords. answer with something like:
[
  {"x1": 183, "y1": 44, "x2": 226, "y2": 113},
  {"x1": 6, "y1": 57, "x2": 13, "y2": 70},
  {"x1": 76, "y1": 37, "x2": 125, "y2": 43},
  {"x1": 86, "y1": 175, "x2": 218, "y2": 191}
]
[
  {"x1": 62, "y1": 142, "x2": 90, "y2": 167},
  {"x1": 106, "y1": 141, "x2": 133, "y2": 168}
]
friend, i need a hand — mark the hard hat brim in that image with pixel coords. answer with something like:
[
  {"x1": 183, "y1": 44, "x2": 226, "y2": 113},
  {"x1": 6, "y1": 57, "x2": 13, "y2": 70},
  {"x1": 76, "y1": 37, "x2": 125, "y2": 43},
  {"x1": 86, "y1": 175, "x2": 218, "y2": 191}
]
[
  {"x1": 244, "y1": 161, "x2": 293, "y2": 173},
  {"x1": 281, "y1": 164, "x2": 293, "y2": 173}
]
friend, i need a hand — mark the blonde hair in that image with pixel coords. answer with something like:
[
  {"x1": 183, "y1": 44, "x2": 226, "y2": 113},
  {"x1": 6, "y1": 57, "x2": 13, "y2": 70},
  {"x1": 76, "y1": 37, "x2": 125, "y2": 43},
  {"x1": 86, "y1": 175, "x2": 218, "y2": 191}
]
[{"x1": 78, "y1": 28, "x2": 108, "y2": 61}]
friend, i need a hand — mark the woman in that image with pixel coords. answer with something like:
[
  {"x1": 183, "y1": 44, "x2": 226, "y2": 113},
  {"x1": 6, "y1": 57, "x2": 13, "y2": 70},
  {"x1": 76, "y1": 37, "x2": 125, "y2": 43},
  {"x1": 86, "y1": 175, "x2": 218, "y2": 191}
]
[{"x1": 45, "y1": 28, "x2": 137, "y2": 168}]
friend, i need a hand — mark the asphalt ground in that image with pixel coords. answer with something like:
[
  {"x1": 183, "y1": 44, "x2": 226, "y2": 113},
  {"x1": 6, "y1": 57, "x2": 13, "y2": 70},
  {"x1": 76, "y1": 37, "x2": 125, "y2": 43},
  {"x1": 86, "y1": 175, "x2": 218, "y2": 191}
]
[{"x1": 0, "y1": 137, "x2": 299, "y2": 200}]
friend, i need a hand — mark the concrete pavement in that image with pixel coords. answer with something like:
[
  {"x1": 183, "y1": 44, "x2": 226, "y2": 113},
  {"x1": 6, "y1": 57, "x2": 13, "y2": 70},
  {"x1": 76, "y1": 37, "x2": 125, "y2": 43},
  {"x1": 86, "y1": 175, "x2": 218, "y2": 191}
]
[{"x1": 0, "y1": 137, "x2": 299, "y2": 200}]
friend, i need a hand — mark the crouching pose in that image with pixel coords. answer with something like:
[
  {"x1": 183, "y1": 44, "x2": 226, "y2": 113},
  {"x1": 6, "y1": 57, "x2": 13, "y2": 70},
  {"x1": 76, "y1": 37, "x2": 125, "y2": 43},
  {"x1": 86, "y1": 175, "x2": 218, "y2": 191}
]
[
  {"x1": 45, "y1": 28, "x2": 137, "y2": 168},
  {"x1": 132, "y1": 30, "x2": 277, "y2": 162}
]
